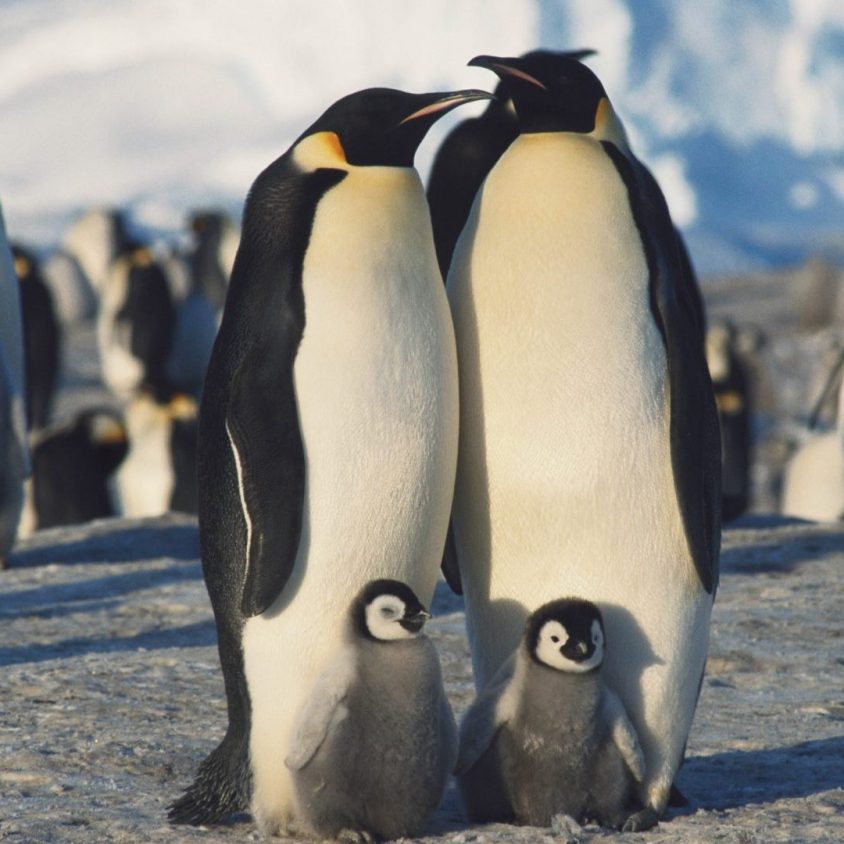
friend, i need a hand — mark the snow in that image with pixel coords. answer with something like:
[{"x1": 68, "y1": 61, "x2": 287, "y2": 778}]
[
  {"x1": 1, "y1": 514, "x2": 843, "y2": 842},
  {"x1": 0, "y1": 0, "x2": 842, "y2": 274}
]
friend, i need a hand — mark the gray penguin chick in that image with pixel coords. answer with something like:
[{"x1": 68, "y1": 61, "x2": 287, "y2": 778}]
[
  {"x1": 285, "y1": 579, "x2": 457, "y2": 842},
  {"x1": 456, "y1": 597, "x2": 645, "y2": 830}
]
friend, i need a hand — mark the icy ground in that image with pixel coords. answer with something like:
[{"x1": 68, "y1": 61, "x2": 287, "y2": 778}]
[{"x1": 1, "y1": 513, "x2": 842, "y2": 844}]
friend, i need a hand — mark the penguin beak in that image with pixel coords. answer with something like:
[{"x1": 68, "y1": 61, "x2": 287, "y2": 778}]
[
  {"x1": 398, "y1": 90, "x2": 494, "y2": 126},
  {"x1": 468, "y1": 55, "x2": 547, "y2": 90},
  {"x1": 400, "y1": 609, "x2": 431, "y2": 634}
]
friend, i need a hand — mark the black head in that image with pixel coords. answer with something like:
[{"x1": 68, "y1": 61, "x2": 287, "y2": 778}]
[
  {"x1": 351, "y1": 579, "x2": 431, "y2": 642},
  {"x1": 297, "y1": 87, "x2": 493, "y2": 168},
  {"x1": 469, "y1": 50, "x2": 605, "y2": 135},
  {"x1": 525, "y1": 597, "x2": 605, "y2": 673}
]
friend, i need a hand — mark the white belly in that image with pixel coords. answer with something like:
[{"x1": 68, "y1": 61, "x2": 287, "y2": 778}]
[
  {"x1": 448, "y1": 133, "x2": 711, "y2": 809},
  {"x1": 243, "y1": 166, "x2": 458, "y2": 830}
]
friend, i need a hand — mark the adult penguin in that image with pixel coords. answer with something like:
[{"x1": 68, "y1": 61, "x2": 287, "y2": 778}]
[
  {"x1": 0, "y1": 203, "x2": 29, "y2": 567},
  {"x1": 426, "y1": 49, "x2": 594, "y2": 279},
  {"x1": 168, "y1": 86, "x2": 489, "y2": 832},
  {"x1": 12, "y1": 245, "x2": 61, "y2": 430},
  {"x1": 446, "y1": 52, "x2": 721, "y2": 827}
]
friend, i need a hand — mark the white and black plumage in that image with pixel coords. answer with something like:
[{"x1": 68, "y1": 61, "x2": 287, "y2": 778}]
[
  {"x1": 285, "y1": 579, "x2": 456, "y2": 842},
  {"x1": 456, "y1": 598, "x2": 645, "y2": 831},
  {"x1": 0, "y1": 202, "x2": 29, "y2": 567},
  {"x1": 12, "y1": 245, "x2": 61, "y2": 430},
  {"x1": 61, "y1": 207, "x2": 132, "y2": 294},
  {"x1": 706, "y1": 321, "x2": 752, "y2": 522},
  {"x1": 168, "y1": 86, "x2": 489, "y2": 831},
  {"x1": 97, "y1": 244, "x2": 177, "y2": 399},
  {"x1": 24, "y1": 409, "x2": 127, "y2": 530},
  {"x1": 446, "y1": 52, "x2": 720, "y2": 825},
  {"x1": 114, "y1": 389, "x2": 197, "y2": 518}
]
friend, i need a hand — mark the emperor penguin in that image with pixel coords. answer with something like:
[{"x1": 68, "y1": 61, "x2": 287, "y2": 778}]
[
  {"x1": 25, "y1": 408, "x2": 127, "y2": 530},
  {"x1": 0, "y1": 203, "x2": 29, "y2": 567},
  {"x1": 167, "y1": 86, "x2": 490, "y2": 831},
  {"x1": 446, "y1": 52, "x2": 721, "y2": 824},
  {"x1": 457, "y1": 598, "x2": 645, "y2": 830},
  {"x1": 426, "y1": 49, "x2": 594, "y2": 279},
  {"x1": 12, "y1": 245, "x2": 61, "y2": 430},
  {"x1": 705, "y1": 320, "x2": 752, "y2": 522},
  {"x1": 97, "y1": 244, "x2": 177, "y2": 398},
  {"x1": 285, "y1": 579, "x2": 456, "y2": 841}
]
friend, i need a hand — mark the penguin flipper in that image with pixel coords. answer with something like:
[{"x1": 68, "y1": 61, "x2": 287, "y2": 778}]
[
  {"x1": 284, "y1": 650, "x2": 356, "y2": 771},
  {"x1": 225, "y1": 337, "x2": 305, "y2": 618},
  {"x1": 601, "y1": 142, "x2": 721, "y2": 595},
  {"x1": 602, "y1": 688, "x2": 645, "y2": 782},
  {"x1": 440, "y1": 520, "x2": 462, "y2": 594},
  {"x1": 456, "y1": 653, "x2": 517, "y2": 775}
]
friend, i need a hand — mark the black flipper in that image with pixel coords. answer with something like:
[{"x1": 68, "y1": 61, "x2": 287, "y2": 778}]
[
  {"x1": 602, "y1": 142, "x2": 721, "y2": 595},
  {"x1": 440, "y1": 519, "x2": 463, "y2": 594},
  {"x1": 169, "y1": 158, "x2": 346, "y2": 826}
]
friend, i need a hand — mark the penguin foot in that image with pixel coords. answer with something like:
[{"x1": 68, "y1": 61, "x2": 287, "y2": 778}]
[
  {"x1": 337, "y1": 829, "x2": 375, "y2": 844},
  {"x1": 550, "y1": 813, "x2": 583, "y2": 841},
  {"x1": 622, "y1": 807, "x2": 659, "y2": 832}
]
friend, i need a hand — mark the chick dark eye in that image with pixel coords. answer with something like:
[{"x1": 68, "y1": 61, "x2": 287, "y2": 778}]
[
  {"x1": 550, "y1": 635, "x2": 560, "y2": 643},
  {"x1": 380, "y1": 608, "x2": 395, "y2": 618}
]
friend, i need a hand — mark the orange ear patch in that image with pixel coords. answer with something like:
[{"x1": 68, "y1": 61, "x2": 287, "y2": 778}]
[{"x1": 316, "y1": 131, "x2": 347, "y2": 164}]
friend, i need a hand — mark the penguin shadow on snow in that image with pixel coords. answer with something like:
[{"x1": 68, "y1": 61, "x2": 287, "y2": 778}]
[
  {"x1": 676, "y1": 736, "x2": 844, "y2": 810},
  {"x1": 719, "y1": 527, "x2": 844, "y2": 575},
  {"x1": 9, "y1": 520, "x2": 199, "y2": 568}
]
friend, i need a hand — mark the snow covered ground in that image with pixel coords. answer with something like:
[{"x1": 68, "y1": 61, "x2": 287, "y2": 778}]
[
  {"x1": 1, "y1": 514, "x2": 843, "y2": 843},
  {"x1": 0, "y1": 0, "x2": 842, "y2": 275}
]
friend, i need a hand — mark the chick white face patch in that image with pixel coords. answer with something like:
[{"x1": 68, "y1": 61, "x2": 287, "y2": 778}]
[
  {"x1": 535, "y1": 618, "x2": 604, "y2": 673},
  {"x1": 365, "y1": 594, "x2": 417, "y2": 641}
]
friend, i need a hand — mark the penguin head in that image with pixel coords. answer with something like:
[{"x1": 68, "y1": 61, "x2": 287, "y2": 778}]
[
  {"x1": 469, "y1": 50, "x2": 623, "y2": 142},
  {"x1": 353, "y1": 579, "x2": 432, "y2": 642},
  {"x1": 525, "y1": 597, "x2": 605, "y2": 674},
  {"x1": 293, "y1": 87, "x2": 493, "y2": 170}
]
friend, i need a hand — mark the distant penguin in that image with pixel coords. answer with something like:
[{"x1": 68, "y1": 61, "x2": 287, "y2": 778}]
[
  {"x1": 781, "y1": 354, "x2": 844, "y2": 522},
  {"x1": 163, "y1": 211, "x2": 236, "y2": 397},
  {"x1": 457, "y1": 598, "x2": 645, "y2": 830},
  {"x1": 0, "y1": 203, "x2": 29, "y2": 567},
  {"x1": 426, "y1": 49, "x2": 593, "y2": 279},
  {"x1": 61, "y1": 207, "x2": 132, "y2": 294},
  {"x1": 24, "y1": 409, "x2": 127, "y2": 530},
  {"x1": 706, "y1": 321, "x2": 752, "y2": 521},
  {"x1": 114, "y1": 389, "x2": 198, "y2": 518},
  {"x1": 446, "y1": 52, "x2": 720, "y2": 825},
  {"x1": 41, "y1": 248, "x2": 98, "y2": 325},
  {"x1": 97, "y1": 244, "x2": 177, "y2": 398},
  {"x1": 285, "y1": 579, "x2": 456, "y2": 841},
  {"x1": 12, "y1": 245, "x2": 61, "y2": 430},
  {"x1": 167, "y1": 86, "x2": 488, "y2": 831}
]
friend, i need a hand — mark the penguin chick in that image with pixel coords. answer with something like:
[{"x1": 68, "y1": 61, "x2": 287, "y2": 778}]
[
  {"x1": 456, "y1": 598, "x2": 645, "y2": 831},
  {"x1": 285, "y1": 579, "x2": 457, "y2": 842}
]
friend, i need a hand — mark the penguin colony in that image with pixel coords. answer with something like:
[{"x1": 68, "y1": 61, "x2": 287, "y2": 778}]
[
  {"x1": 13, "y1": 45, "x2": 823, "y2": 839},
  {"x1": 161, "y1": 50, "x2": 725, "y2": 840},
  {"x1": 4, "y1": 204, "x2": 236, "y2": 534}
]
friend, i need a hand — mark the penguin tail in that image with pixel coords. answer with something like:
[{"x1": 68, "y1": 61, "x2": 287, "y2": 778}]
[{"x1": 167, "y1": 735, "x2": 251, "y2": 826}]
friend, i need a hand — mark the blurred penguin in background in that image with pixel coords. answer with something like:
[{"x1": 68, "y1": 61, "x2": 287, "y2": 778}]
[
  {"x1": 113, "y1": 387, "x2": 198, "y2": 518},
  {"x1": 0, "y1": 202, "x2": 30, "y2": 566},
  {"x1": 97, "y1": 242, "x2": 177, "y2": 399},
  {"x1": 164, "y1": 210, "x2": 238, "y2": 398},
  {"x1": 22, "y1": 409, "x2": 128, "y2": 531},
  {"x1": 61, "y1": 207, "x2": 133, "y2": 295},
  {"x1": 41, "y1": 247, "x2": 98, "y2": 326},
  {"x1": 781, "y1": 351, "x2": 844, "y2": 522},
  {"x1": 706, "y1": 321, "x2": 752, "y2": 521},
  {"x1": 12, "y1": 245, "x2": 61, "y2": 430}
]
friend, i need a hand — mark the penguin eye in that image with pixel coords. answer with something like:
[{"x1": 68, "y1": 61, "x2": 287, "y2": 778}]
[
  {"x1": 380, "y1": 607, "x2": 397, "y2": 618},
  {"x1": 550, "y1": 635, "x2": 560, "y2": 643}
]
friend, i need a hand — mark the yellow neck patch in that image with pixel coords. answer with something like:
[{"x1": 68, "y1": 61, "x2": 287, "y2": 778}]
[{"x1": 293, "y1": 131, "x2": 348, "y2": 172}]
